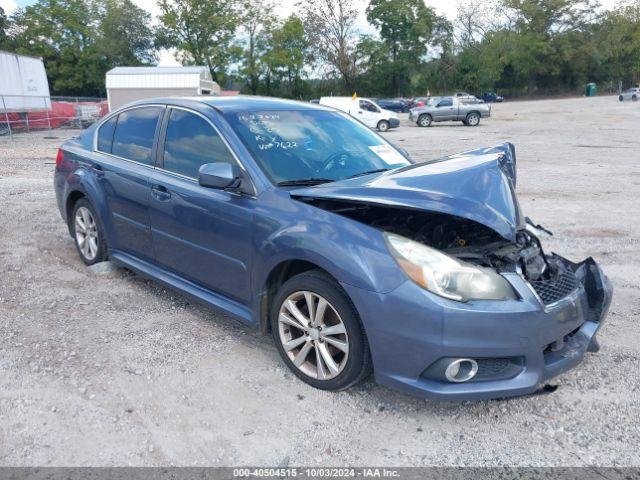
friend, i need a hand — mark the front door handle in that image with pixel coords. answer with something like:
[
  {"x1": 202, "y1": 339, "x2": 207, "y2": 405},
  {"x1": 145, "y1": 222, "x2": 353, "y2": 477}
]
[{"x1": 151, "y1": 184, "x2": 171, "y2": 201}]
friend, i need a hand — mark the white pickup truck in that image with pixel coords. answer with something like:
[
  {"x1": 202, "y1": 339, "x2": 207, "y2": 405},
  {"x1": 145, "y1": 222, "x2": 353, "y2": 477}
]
[{"x1": 409, "y1": 96, "x2": 491, "y2": 127}]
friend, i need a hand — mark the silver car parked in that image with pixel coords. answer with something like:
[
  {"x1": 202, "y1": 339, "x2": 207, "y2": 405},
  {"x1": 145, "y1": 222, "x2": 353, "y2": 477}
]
[
  {"x1": 409, "y1": 96, "x2": 491, "y2": 127},
  {"x1": 619, "y1": 88, "x2": 639, "y2": 101}
]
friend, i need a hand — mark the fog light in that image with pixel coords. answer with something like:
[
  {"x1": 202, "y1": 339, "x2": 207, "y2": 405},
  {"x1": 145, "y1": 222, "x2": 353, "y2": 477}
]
[{"x1": 444, "y1": 358, "x2": 478, "y2": 383}]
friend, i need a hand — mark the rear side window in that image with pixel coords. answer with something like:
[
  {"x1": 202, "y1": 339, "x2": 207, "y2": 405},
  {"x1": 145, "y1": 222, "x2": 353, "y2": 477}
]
[
  {"x1": 438, "y1": 98, "x2": 453, "y2": 107},
  {"x1": 97, "y1": 116, "x2": 117, "y2": 153},
  {"x1": 111, "y1": 107, "x2": 162, "y2": 164},
  {"x1": 162, "y1": 109, "x2": 236, "y2": 179}
]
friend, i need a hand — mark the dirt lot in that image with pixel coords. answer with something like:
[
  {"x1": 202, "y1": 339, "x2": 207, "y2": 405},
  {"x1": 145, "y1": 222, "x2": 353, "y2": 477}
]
[{"x1": 1, "y1": 95, "x2": 639, "y2": 467}]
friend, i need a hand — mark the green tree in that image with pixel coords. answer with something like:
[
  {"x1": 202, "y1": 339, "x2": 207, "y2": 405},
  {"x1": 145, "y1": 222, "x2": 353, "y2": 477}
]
[
  {"x1": 595, "y1": 2, "x2": 640, "y2": 86},
  {"x1": 9, "y1": 0, "x2": 103, "y2": 96},
  {"x1": 6, "y1": 0, "x2": 156, "y2": 96},
  {"x1": 96, "y1": 0, "x2": 157, "y2": 67},
  {"x1": 238, "y1": 0, "x2": 276, "y2": 94},
  {"x1": 262, "y1": 15, "x2": 309, "y2": 98},
  {"x1": 0, "y1": 6, "x2": 8, "y2": 48},
  {"x1": 298, "y1": 0, "x2": 359, "y2": 92},
  {"x1": 365, "y1": 0, "x2": 438, "y2": 95},
  {"x1": 157, "y1": 0, "x2": 240, "y2": 83}
]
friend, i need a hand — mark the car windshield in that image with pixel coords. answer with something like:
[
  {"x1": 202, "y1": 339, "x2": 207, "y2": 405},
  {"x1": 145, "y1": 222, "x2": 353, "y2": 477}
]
[{"x1": 226, "y1": 110, "x2": 411, "y2": 185}]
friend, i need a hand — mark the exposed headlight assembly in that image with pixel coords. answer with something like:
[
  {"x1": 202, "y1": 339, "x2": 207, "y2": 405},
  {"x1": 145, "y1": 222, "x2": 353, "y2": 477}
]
[{"x1": 384, "y1": 233, "x2": 518, "y2": 302}]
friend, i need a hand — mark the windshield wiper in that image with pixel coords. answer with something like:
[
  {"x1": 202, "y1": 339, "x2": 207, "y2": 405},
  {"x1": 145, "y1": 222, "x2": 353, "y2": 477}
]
[
  {"x1": 277, "y1": 178, "x2": 334, "y2": 186},
  {"x1": 347, "y1": 168, "x2": 390, "y2": 179}
]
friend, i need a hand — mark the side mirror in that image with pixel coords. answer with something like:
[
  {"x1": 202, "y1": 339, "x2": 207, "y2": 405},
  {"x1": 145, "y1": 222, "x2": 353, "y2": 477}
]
[{"x1": 198, "y1": 162, "x2": 240, "y2": 189}]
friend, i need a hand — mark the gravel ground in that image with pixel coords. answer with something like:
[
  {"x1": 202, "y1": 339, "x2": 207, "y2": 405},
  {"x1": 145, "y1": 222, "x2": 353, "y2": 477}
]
[{"x1": 0, "y1": 95, "x2": 638, "y2": 467}]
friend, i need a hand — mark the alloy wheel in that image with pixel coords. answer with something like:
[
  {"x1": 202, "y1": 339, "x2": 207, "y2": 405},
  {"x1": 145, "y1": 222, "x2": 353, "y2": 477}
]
[
  {"x1": 75, "y1": 206, "x2": 99, "y2": 261},
  {"x1": 419, "y1": 115, "x2": 431, "y2": 127},
  {"x1": 277, "y1": 290, "x2": 349, "y2": 380},
  {"x1": 467, "y1": 114, "x2": 480, "y2": 126}
]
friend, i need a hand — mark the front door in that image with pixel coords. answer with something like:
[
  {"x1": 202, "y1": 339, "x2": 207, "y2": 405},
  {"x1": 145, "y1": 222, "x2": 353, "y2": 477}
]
[
  {"x1": 354, "y1": 99, "x2": 381, "y2": 128},
  {"x1": 148, "y1": 107, "x2": 255, "y2": 305},
  {"x1": 434, "y1": 97, "x2": 456, "y2": 121}
]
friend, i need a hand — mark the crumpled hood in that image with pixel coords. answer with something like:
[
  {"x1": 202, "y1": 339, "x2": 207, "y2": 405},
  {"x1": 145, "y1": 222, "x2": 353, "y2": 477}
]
[{"x1": 292, "y1": 142, "x2": 524, "y2": 241}]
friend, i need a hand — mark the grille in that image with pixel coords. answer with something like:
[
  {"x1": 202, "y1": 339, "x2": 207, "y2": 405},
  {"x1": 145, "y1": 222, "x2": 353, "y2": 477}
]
[
  {"x1": 530, "y1": 270, "x2": 579, "y2": 305},
  {"x1": 475, "y1": 358, "x2": 511, "y2": 379}
]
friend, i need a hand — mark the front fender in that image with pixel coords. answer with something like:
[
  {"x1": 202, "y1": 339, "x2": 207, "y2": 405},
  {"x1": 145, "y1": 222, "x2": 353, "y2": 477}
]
[{"x1": 252, "y1": 190, "x2": 406, "y2": 297}]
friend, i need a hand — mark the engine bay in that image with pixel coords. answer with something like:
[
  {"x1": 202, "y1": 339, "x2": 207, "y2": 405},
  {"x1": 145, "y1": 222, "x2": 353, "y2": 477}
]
[{"x1": 299, "y1": 198, "x2": 562, "y2": 283}]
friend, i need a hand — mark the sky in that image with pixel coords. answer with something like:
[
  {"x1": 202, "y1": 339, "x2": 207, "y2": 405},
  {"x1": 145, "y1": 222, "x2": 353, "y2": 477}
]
[{"x1": 1, "y1": 0, "x2": 622, "y2": 66}]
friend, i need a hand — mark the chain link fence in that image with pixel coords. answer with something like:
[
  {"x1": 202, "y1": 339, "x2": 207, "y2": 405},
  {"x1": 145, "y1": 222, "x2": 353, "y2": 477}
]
[{"x1": 0, "y1": 95, "x2": 108, "y2": 140}]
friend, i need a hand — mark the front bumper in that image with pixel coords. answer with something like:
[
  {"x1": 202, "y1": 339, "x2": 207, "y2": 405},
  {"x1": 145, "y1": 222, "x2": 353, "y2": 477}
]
[{"x1": 343, "y1": 256, "x2": 612, "y2": 401}]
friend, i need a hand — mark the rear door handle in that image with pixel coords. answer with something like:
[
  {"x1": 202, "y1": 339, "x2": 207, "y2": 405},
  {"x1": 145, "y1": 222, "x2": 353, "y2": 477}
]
[{"x1": 151, "y1": 184, "x2": 171, "y2": 201}]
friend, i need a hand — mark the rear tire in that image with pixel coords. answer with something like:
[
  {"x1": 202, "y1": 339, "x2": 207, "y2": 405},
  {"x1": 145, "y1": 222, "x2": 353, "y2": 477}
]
[
  {"x1": 417, "y1": 114, "x2": 432, "y2": 127},
  {"x1": 71, "y1": 198, "x2": 108, "y2": 265},
  {"x1": 465, "y1": 112, "x2": 481, "y2": 126},
  {"x1": 270, "y1": 270, "x2": 372, "y2": 391},
  {"x1": 619, "y1": 95, "x2": 624, "y2": 102},
  {"x1": 633, "y1": 95, "x2": 638, "y2": 102},
  {"x1": 377, "y1": 120, "x2": 390, "y2": 132}
]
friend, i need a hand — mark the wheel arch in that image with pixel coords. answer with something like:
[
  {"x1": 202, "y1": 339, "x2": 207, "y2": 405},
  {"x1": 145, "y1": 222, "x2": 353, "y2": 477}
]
[
  {"x1": 65, "y1": 190, "x2": 87, "y2": 233},
  {"x1": 62, "y1": 168, "x2": 114, "y2": 245},
  {"x1": 258, "y1": 259, "x2": 340, "y2": 334}
]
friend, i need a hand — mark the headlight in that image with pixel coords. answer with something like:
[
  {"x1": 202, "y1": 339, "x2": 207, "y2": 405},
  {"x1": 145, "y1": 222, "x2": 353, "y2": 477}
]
[{"x1": 384, "y1": 233, "x2": 517, "y2": 302}]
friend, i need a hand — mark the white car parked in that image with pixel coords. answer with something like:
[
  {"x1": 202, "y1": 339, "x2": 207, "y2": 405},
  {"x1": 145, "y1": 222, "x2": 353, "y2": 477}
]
[
  {"x1": 319, "y1": 97, "x2": 400, "y2": 132},
  {"x1": 619, "y1": 88, "x2": 639, "y2": 101}
]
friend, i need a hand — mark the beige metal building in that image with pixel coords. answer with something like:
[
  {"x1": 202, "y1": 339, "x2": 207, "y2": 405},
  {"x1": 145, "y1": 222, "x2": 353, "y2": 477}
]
[{"x1": 105, "y1": 66, "x2": 221, "y2": 111}]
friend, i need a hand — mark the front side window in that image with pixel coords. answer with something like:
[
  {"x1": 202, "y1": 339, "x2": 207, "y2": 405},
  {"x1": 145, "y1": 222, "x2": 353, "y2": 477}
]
[
  {"x1": 97, "y1": 116, "x2": 117, "y2": 153},
  {"x1": 111, "y1": 107, "x2": 162, "y2": 165},
  {"x1": 163, "y1": 109, "x2": 236, "y2": 178},
  {"x1": 226, "y1": 110, "x2": 412, "y2": 184},
  {"x1": 360, "y1": 100, "x2": 379, "y2": 113}
]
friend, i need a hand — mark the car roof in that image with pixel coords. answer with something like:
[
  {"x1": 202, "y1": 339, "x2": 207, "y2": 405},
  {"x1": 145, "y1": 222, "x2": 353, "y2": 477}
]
[{"x1": 128, "y1": 95, "x2": 329, "y2": 114}]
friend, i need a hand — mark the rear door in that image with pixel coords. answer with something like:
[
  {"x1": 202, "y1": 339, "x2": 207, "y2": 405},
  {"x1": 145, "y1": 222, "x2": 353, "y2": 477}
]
[
  {"x1": 148, "y1": 107, "x2": 255, "y2": 304},
  {"x1": 94, "y1": 105, "x2": 163, "y2": 260}
]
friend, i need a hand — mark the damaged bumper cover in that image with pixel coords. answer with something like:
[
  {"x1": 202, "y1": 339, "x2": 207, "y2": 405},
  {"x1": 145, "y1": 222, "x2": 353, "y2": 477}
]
[{"x1": 342, "y1": 255, "x2": 612, "y2": 402}]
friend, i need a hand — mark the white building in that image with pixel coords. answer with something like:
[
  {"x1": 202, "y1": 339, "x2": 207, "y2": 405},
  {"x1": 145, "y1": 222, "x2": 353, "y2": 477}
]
[
  {"x1": 105, "y1": 66, "x2": 221, "y2": 111},
  {"x1": 0, "y1": 50, "x2": 51, "y2": 112}
]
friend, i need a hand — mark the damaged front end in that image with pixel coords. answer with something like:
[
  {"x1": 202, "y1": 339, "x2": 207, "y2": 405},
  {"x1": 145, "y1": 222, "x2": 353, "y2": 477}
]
[
  {"x1": 289, "y1": 142, "x2": 612, "y2": 399},
  {"x1": 295, "y1": 197, "x2": 586, "y2": 307},
  {"x1": 292, "y1": 142, "x2": 611, "y2": 311}
]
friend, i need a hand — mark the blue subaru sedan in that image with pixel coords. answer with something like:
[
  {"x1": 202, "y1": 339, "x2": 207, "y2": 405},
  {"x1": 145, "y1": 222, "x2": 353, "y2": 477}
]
[{"x1": 54, "y1": 96, "x2": 612, "y2": 401}]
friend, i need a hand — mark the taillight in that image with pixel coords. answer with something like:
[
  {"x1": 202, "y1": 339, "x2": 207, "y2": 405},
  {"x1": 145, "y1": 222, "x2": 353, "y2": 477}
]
[{"x1": 55, "y1": 148, "x2": 64, "y2": 167}]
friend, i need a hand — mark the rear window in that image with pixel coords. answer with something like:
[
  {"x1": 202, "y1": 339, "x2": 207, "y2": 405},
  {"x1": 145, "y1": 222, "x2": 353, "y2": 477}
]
[
  {"x1": 97, "y1": 116, "x2": 117, "y2": 153},
  {"x1": 111, "y1": 107, "x2": 162, "y2": 165}
]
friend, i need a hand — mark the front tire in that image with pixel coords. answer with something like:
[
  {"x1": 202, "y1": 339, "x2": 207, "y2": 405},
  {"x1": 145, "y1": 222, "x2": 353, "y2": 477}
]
[
  {"x1": 465, "y1": 112, "x2": 481, "y2": 126},
  {"x1": 270, "y1": 270, "x2": 372, "y2": 391},
  {"x1": 377, "y1": 120, "x2": 390, "y2": 132},
  {"x1": 417, "y1": 114, "x2": 432, "y2": 127},
  {"x1": 619, "y1": 95, "x2": 624, "y2": 102},
  {"x1": 633, "y1": 95, "x2": 638, "y2": 102},
  {"x1": 71, "y1": 198, "x2": 108, "y2": 265}
]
